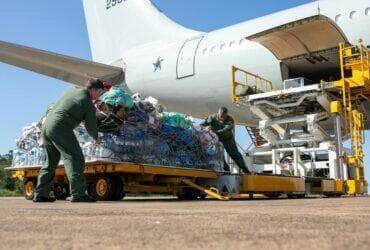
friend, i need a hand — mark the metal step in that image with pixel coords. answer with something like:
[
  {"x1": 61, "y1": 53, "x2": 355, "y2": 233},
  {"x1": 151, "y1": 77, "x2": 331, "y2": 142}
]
[{"x1": 246, "y1": 126, "x2": 267, "y2": 147}]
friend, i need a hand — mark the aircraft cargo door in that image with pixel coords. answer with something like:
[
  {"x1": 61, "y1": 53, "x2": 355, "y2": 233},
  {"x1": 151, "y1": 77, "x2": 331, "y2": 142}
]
[{"x1": 176, "y1": 36, "x2": 204, "y2": 79}]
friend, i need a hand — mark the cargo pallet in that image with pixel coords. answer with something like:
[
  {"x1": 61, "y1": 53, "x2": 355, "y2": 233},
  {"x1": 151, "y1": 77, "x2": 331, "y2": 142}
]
[{"x1": 9, "y1": 162, "x2": 221, "y2": 201}]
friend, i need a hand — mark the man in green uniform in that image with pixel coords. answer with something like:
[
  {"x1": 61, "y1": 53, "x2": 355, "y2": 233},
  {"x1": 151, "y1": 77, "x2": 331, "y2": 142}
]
[
  {"x1": 201, "y1": 107, "x2": 250, "y2": 174},
  {"x1": 34, "y1": 79, "x2": 104, "y2": 202}
]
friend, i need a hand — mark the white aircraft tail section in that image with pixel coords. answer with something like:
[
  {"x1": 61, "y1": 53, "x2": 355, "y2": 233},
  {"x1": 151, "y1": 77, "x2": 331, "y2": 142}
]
[{"x1": 82, "y1": 0, "x2": 200, "y2": 64}]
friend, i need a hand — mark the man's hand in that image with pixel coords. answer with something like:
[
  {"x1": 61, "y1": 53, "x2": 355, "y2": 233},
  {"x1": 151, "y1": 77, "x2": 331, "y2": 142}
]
[{"x1": 200, "y1": 116, "x2": 211, "y2": 127}]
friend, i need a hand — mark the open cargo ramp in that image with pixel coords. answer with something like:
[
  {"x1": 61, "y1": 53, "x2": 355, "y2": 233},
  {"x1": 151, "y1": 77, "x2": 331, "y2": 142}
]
[{"x1": 247, "y1": 15, "x2": 349, "y2": 82}]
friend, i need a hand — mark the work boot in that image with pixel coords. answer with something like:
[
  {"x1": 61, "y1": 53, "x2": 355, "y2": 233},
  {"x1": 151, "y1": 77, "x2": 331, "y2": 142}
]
[
  {"x1": 241, "y1": 169, "x2": 252, "y2": 175},
  {"x1": 68, "y1": 195, "x2": 97, "y2": 203},
  {"x1": 33, "y1": 196, "x2": 56, "y2": 203}
]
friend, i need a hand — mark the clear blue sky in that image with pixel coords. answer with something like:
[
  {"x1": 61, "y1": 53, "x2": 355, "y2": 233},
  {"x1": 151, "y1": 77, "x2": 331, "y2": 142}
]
[{"x1": 0, "y1": 0, "x2": 368, "y2": 180}]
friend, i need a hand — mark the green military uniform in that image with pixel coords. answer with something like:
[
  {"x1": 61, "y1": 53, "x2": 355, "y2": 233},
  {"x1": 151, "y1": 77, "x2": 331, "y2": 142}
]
[
  {"x1": 35, "y1": 88, "x2": 98, "y2": 199},
  {"x1": 202, "y1": 114, "x2": 249, "y2": 173}
]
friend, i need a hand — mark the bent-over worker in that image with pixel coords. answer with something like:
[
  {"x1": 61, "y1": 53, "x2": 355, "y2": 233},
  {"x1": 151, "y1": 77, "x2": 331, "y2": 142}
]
[
  {"x1": 201, "y1": 107, "x2": 250, "y2": 174},
  {"x1": 34, "y1": 79, "x2": 104, "y2": 202}
]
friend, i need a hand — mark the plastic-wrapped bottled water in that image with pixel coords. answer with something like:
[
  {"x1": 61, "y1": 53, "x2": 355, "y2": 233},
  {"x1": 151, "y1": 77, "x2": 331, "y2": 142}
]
[
  {"x1": 12, "y1": 92, "x2": 225, "y2": 171},
  {"x1": 83, "y1": 141, "x2": 94, "y2": 162},
  {"x1": 120, "y1": 154, "x2": 130, "y2": 162},
  {"x1": 28, "y1": 148, "x2": 37, "y2": 166},
  {"x1": 76, "y1": 127, "x2": 93, "y2": 143},
  {"x1": 97, "y1": 145, "x2": 117, "y2": 162},
  {"x1": 12, "y1": 150, "x2": 25, "y2": 167},
  {"x1": 206, "y1": 145, "x2": 217, "y2": 156},
  {"x1": 38, "y1": 148, "x2": 46, "y2": 166}
]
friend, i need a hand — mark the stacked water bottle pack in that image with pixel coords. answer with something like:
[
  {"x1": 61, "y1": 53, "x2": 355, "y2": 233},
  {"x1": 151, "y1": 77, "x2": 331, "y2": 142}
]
[
  {"x1": 75, "y1": 123, "x2": 223, "y2": 170},
  {"x1": 12, "y1": 88, "x2": 224, "y2": 172},
  {"x1": 12, "y1": 123, "x2": 46, "y2": 168}
]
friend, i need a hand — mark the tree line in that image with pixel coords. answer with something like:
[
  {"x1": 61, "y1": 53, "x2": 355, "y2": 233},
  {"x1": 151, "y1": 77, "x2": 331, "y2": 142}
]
[{"x1": 0, "y1": 152, "x2": 22, "y2": 196}]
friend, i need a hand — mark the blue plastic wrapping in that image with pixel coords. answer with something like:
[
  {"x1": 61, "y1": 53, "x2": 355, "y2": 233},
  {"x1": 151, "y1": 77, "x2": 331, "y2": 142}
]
[{"x1": 99, "y1": 88, "x2": 134, "y2": 109}]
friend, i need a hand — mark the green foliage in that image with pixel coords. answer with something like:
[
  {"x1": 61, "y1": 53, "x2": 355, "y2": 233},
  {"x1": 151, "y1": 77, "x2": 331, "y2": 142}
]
[
  {"x1": 0, "y1": 189, "x2": 22, "y2": 197},
  {"x1": 0, "y1": 152, "x2": 23, "y2": 196}
]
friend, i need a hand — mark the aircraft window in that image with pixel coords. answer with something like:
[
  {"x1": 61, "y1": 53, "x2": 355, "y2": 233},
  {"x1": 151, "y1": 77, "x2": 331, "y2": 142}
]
[
  {"x1": 349, "y1": 11, "x2": 357, "y2": 19},
  {"x1": 239, "y1": 39, "x2": 246, "y2": 45},
  {"x1": 220, "y1": 43, "x2": 226, "y2": 50},
  {"x1": 229, "y1": 41, "x2": 236, "y2": 47},
  {"x1": 211, "y1": 46, "x2": 216, "y2": 53},
  {"x1": 202, "y1": 48, "x2": 207, "y2": 54},
  {"x1": 335, "y1": 14, "x2": 342, "y2": 22},
  {"x1": 366, "y1": 7, "x2": 370, "y2": 16}
]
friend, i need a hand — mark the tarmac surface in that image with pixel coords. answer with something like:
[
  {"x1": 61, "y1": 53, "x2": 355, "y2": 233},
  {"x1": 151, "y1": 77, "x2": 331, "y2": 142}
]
[{"x1": 0, "y1": 196, "x2": 369, "y2": 250}]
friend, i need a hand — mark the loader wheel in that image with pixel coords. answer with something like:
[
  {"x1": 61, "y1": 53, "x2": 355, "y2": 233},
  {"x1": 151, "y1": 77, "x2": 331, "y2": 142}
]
[
  {"x1": 110, "y1": 176, "x2": 125, "y2": 201},
  {"x1": 287, "y1": 194, "x2": 306, "y2": 199},
  {"x1": 94, "y1": 177, "x2": 114, "y2": 201},
  {"x1": 53, "y1": 183, "x2": 69, "y2": 200},
  {"x1": 25, "y1": 179, "x2": 36, "y2": 200},
  {"x1": 177, "y1": 189, "x2": 204, "y2": 201},
  {"x1": 324, "y1": 193, "x2": 342, "y2": 198},
  {"x1": 265, "y1": 193, "x2": 281, "y2": 199},
  {"x1": 87, "y1": 182, "x2": 97, "y2": 198},
  {"x1": 198, "y1": 193, "x2": 207, "y2": 200}
]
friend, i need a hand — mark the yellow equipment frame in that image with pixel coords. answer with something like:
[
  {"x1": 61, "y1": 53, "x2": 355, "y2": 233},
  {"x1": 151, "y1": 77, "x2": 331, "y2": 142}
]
[{"x1": 332, "y1": 39, "x2": 369, "y2": 181}]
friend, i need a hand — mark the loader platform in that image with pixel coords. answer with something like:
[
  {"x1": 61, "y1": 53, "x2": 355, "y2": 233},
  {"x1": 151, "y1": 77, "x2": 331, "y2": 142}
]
[
  {"x1": 8, "y1": 162, "x2": 221, "y2": 201},
  {"x1": 7, "y1": 161, "x2": 349, "y2": 201}
]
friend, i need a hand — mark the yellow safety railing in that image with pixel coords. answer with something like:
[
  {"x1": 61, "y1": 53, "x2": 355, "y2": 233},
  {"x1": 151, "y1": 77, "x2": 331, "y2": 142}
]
[
  {"x1": 340, "y1": 40, "x2": 369, "y2": 77},
  {"x1": 231, "y1": 66, "x2": 273, "y2": 103}
]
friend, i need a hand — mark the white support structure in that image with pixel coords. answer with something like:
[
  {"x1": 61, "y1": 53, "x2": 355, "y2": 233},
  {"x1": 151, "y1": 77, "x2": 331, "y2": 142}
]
[
  {"x1": 249, "y1": 142, "x2": 343, "y2": 178},
  {"x1": 239, "y1": 81, "x2": 350, "y2": 181}
]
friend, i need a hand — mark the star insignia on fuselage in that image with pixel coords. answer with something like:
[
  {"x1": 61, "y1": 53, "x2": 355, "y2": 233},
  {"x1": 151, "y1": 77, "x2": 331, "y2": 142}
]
[{"x1": 153, "y1": 57, "x2": 164, "y2": 72}]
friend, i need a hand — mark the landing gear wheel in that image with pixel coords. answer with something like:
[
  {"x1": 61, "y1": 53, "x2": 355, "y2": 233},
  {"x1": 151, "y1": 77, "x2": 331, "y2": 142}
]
[
  {"x1": 24, "y1": 179, "x2": 36, "y2": 200},
  {"x1": 94, "y1": 177, "x2": 114, "y2": 201},
  {"x1": 53, "y1": 183, "x2": 69, "y2": 200},
  {"x1": 110, "y1": 176, "x2": 125, "y2": 201}
]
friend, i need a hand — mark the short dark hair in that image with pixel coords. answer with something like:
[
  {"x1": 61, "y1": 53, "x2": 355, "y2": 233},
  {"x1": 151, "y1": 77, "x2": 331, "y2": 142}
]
[
  {"x1": 219, "y1": 107, "x2": 228, "y2": 114},
  {"x1": 86, "y1": 78, "x2": 104, "y2": 90}
]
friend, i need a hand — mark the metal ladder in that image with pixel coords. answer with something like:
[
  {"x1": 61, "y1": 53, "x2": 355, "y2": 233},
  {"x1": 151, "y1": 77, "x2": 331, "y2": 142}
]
[
  {"x1": 245, "y1": 126, "x2": 268, "y2": 147},
  {"x1": 231, "y1": 66, "x2": 273, "y2": 148}
]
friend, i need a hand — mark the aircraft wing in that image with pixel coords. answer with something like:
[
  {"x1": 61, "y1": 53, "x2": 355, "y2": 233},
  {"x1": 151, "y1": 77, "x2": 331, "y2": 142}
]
[{"x1": 0, "y1": 40, "x2": 124, "y2": 87}]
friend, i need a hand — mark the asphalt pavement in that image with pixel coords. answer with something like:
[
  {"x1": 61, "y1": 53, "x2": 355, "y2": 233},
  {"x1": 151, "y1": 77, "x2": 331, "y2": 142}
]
[{"x1": 0, "y1": 196, "x2": 369, "y2": 250}]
